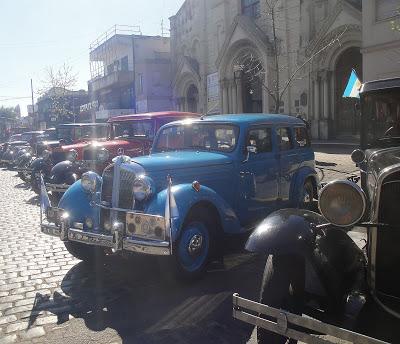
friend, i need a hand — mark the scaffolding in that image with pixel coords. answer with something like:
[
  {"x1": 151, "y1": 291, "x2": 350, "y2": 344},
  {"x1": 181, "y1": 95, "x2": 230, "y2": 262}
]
[{"x1": 89, "y1": 25, "x2": 142, "y2": 80}]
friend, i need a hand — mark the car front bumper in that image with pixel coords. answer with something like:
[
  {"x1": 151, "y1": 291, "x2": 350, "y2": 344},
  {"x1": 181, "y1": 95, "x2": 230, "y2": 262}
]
[
  {"x1": 41, "y1": 214, "x2": 172, "y2": 256},
  {"x1": 46, "y1": 183, "x2": 70, "y2": 193}
]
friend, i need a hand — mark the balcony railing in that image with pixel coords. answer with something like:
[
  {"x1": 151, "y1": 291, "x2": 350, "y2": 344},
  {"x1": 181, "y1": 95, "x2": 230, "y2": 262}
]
[{"x1": 89, "y1": 70, "x2": 134, "y2": 93}]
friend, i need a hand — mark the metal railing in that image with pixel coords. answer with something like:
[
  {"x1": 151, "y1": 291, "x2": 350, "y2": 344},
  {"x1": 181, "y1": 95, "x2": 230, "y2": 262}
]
[
  {"x1": 90, "y1": 25, "x2": 142, "y2": 51},
  {"x1": 232, "y1": 294, "x2": 389, "y2": 344}
]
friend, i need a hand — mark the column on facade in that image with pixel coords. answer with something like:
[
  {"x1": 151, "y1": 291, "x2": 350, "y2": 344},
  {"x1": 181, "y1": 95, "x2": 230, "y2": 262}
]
[
  {"x1": 222, "y1": 80, "x2": 229, "y2": 114},
  {"x1": 322, "y1": 71, "x2": 330, "y2": 120},
  {"x1": 180, "y1": 97, "x2": 187, "y2": 112},
  {"x1": 236, "y1": 77, "x2": 243, "y2": 113},
  {"x1": 313, "y1": 74, "x2": 320, "y2": 120},
  {"x1": 230, "y1": 80, "x2": 237, "y2": 114}
]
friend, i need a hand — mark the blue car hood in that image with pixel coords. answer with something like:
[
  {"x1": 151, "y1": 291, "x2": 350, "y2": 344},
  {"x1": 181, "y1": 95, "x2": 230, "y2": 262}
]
[{"x1": 132, "y1": 151, "x2": 233, "y2": 172}]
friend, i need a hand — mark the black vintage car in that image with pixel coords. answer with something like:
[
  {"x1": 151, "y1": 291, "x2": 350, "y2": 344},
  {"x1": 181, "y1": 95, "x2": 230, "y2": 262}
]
[{"x1": 233, "y1": 77, "x2": 400, "y2": 344}]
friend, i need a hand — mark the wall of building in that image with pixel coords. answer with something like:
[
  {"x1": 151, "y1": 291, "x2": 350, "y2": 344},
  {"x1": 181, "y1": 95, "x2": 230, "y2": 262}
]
[{"x1": 362, "y1": 0, "x2": 400, "y2": 81}]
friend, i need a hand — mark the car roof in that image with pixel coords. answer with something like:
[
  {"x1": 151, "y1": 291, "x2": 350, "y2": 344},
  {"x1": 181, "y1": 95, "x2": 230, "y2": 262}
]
[
  {"x1": 360, "y1": 77, "x2": 400, "y2": 94},
  {"x1": 171, "y1": 113, "x2": 305, "y2": 126},
  {"x1": 22, "y1": 131, "x2": 44, "y2": 134},
  {"x1": 108, "y1": 111, "x2": 200, "y2": 123},
  {"x1": 57, "y1": 123, "x2": 108, "y2": 127}
]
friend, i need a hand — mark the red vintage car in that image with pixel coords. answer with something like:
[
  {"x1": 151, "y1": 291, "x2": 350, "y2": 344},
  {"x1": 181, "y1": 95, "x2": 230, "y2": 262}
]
[{"x1": 46, "y1": 111, "x2": 199, "y2": 199}]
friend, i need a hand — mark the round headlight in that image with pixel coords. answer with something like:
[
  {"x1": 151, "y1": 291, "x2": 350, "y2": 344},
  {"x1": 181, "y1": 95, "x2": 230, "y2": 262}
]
[
  {"x1": 81, "y1": 171, "x2": 99, "y2": 193},
  {"x1": 318, "y1": 180, "x2": 366, "y2": 227},
  {"x1": 42, "y1": 150, "x2": 51, "y2": 160},
  {"x1": 96, "y1": 148, "x2": 110, "y2": 162},
  {"x1": 67, "y1": 149, "x2": 78, "y2": 162},
  {"x1": 132, "y1": 176, "x2": 154, "y2": 201}
]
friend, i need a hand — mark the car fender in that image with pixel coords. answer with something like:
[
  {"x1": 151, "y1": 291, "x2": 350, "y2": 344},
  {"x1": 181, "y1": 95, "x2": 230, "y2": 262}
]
[
  {"x1": 59, "y1": 180, "x2": 98, "y2": 226},
  {"x1": 16, "y1": 153, "x2": 33, "y2": 167},
  {"x1": 145, "y1": 183, "x2": 242, "y2": 241},
  {"x1": 31, "y1": 157, "x2": 49, "y2": 173},
  {"x1": 50, "y1": 161, "x2": 81, "y2": 185},
  {"x1": 246, "y1": 209, "x2": 367, "y2": 304},
  {"x1": 290, "y1": 165, "x2": 319, "y2": 206}
]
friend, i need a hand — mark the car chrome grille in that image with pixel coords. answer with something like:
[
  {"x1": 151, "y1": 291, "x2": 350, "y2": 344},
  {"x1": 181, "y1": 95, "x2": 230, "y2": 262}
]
[
  {"x1": 101, "y1": 165, "x2": 114, "y2": 204},
  {"x1": 100, "y1": 164, "x2": 137, "y2": 232},
  {"x1": 83, "y1": 148, "x2": 97, "y2": 161},
  {"x1": 376, "y1": 178, "x2": 400, "y2": 297}
]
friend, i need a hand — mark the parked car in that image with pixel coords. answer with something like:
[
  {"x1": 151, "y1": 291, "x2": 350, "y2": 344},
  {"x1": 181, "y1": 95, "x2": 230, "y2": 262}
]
[
  {"x1": 40, "y1": 114, "x2": 318, "y2": 281},
  {"x1": 30, "y1": 123, "x2": 109, "y2": 193},
  {"x1": 233, "y1": 78, "x2": 400, "y2": 344},
  {"x1": 0, "y1": 131, "x2": 43, "y2": 167},
  {"x1": 46, "y1": 112, "x2": 199, "y2": 203}
]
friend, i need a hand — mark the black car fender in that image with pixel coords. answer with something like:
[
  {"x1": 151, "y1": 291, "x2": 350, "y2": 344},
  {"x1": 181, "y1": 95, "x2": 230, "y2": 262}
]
[
  {"x1": 30, "y1": 157, "x2": 53, "y2": 176},
  {"x1": 245, "y1": 209, "x2": 325, "y2": 255},
  {"x1": 246, "y1": 209, "x2": 367, "y2": 309},
  {"x1": 50, "y1": 160, "x2": 81, "y2": 185}
]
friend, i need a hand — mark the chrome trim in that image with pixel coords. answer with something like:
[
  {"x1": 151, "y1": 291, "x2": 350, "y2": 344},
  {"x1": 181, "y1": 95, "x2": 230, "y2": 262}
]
[
  {"x1": 41, "y1": 223, "x2": 171, "y2": 256},
  {"x1": 318, "y1": 179, "x2": 367, "y2": 227},
  {"x1": 233, "y1": 294, "x2": 389, "y2": 344},
  {"x1": 369, "y1": 163, "x2": 400, "y2": 292},
  {"x1": 123, "y1": 238, "x2": 171, "y2": 255},
  {"x1": 41, "y1": 223, "x2": 61, "y2": 237},
  {"x1": 97, "y1": 202, "x2": 143, "y2": 213}
]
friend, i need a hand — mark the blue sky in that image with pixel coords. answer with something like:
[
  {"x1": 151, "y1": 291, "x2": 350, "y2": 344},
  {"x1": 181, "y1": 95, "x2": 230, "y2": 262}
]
[{"x1": 0, "y1": 0, "x2": 184, "y2": 115}]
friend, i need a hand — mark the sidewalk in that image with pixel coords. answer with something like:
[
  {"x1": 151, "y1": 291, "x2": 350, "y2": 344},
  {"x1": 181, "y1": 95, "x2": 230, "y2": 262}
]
[{"x1": 312, "y1": 139, "x2": 359, "y2": 149}]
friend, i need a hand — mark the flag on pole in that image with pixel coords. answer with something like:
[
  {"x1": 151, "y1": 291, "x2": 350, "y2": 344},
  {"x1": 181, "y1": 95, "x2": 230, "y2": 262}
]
[
  {"x1": 165, "y1": 175, "x2": 179, "y2": 242},
  {"x1": 40, "y1": 174, "x2": 51, "y2": 219},
  {"x1": 343, "y1": 69, "x2": 362, "y2": 98}
]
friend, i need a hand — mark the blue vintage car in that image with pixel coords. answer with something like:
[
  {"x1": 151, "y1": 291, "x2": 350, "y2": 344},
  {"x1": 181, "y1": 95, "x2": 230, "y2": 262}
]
[{"x1": 40, "y1": 114, "x2": 318, "y2": 280}]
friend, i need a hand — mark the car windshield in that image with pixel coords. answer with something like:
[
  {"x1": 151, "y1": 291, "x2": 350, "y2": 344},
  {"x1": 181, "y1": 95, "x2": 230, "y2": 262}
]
[
  {"x1": 57, "y1": 126, "x2": 108, "y2": 141},
  {"x1": 21, "y1": 133, "x2": 32, "y2": 141},
  {"x1": 154, "y1": 123, "x2": 239, "y2": 153},
  {"x1": 113, "y1": 120, "x2": 154, "y2": 139},
  {"x1": 362, "y1": 89, "x2": 400, "y2": 148},
  {"x1": 9, "y1": 135, "x2": 21, "y2": 142}
]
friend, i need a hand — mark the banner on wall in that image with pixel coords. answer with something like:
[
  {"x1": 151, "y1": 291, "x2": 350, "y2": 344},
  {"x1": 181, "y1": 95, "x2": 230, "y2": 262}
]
[{"x1": 207, "y1": 72, "x2": 220, "y2": 114}]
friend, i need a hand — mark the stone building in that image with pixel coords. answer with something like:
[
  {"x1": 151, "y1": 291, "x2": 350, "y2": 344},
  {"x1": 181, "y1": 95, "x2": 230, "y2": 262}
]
[
  {"x1": 89, "y1": 25, "x2": 173, "y2": 122},
  {"x1": 170, "y1": 0, "x2": 400, "y2": 139}
]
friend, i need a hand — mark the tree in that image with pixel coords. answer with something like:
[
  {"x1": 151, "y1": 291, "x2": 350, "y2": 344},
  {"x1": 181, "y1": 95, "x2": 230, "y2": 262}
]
[
  {"x1": 0, "y1": 106, "x2": 19, "y2": 119},
  {"x1": 234, "y1": 0, "x2": 348, "y2": 113},
  {"x1": 39, "y1": 63, "x2": 78, "y2": 123}
]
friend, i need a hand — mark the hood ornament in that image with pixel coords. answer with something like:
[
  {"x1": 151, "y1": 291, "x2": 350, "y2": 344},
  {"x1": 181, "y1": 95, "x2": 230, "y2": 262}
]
[{"x1": 117, "y1": 147, "x2": 125, "y2": 156}]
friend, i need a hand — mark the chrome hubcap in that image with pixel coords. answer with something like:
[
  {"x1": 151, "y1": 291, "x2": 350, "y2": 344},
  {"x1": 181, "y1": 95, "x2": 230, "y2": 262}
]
[{"x1": 187, "y1": 234, "x2": 203, "y2": 256}]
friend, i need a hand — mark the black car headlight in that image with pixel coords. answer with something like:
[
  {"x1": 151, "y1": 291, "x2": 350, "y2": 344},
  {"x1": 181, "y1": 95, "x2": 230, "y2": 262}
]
[
  {"x1": 319, "y1": 180, "x2": 366, "y2": 227},
  {"x1": 81, "y1": 171, "x2": 100, "y2": 194},
  {"x1": 132, "y1": 176, "x2": 155, "y2": 201},
  {"x1": 96, "y1": 148, "x2": 110, "y2": 162},
  {"x1": 67, "y1": 149, "x2": 78, "y2": 162}
]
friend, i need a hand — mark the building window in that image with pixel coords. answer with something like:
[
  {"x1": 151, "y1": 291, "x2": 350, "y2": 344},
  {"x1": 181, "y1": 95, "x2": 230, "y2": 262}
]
[
  {"x1": 121, "y1": 56, "x2": 129, "y2": 71},
  {"x1": 376, "y1": 0, "x2": 399, "y2": 21},
  {"x1": 242, "y1": 0, "x2": 260, "y2": 18},
  {"x1": 138, "y1": 74, "x2": 144, "y2": 94}
]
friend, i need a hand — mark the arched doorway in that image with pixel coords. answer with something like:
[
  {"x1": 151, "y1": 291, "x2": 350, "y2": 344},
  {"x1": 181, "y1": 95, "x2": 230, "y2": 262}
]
[
  {"x1": 335, "y1": 47, "x2": 362, "y2": 136},
  {"x1": 234, "y1": 50, "x2": 264, "y2": 113},
  {"x1": 243, "y1": 78, "x2": 263, "y2": 113},
  {"x1": 187, "y1": 84, "x2": 199, "y2": 113}
]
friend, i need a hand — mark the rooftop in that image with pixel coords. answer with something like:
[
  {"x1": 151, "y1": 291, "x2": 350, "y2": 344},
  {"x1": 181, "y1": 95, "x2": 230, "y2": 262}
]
[
  {"x1": 197, "y1": 113, "x2": 305, "y2": 125},
  {"x1": 108, "y1": 111, "x2": 200, "y2": 123}
]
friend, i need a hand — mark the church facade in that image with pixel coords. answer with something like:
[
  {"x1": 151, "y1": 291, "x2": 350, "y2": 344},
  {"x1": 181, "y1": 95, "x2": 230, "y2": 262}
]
[{"x1": 169, "y1": 0, "x2": 399, "y2": 139}]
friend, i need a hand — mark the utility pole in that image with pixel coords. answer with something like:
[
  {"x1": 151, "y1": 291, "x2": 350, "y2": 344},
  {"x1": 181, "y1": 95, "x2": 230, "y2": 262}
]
[{"x1": 30, "y1": 79, "x2": 36, "y2": 129}]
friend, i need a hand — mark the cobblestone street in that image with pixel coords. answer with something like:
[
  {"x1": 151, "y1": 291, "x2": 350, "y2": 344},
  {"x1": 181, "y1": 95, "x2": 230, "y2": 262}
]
[{"x1": 0, "y1": 148, "x2": 355, "y2": 344}]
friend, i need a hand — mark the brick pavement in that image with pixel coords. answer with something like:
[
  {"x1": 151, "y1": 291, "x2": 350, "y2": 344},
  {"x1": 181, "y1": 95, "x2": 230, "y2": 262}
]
[{"x1": 0, "y1": 149, "x2": 357, "y2": 344}]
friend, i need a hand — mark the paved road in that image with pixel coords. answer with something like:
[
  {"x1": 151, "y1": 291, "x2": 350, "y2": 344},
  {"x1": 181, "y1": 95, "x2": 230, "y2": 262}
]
[{"x1": 0, "y1": 149, "x2": 356, "y2": 344}]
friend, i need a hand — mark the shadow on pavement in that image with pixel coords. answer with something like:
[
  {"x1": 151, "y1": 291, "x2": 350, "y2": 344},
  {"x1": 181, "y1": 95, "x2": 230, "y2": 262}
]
[{"x1": 29, "y1": 252, "x2": 263, "y2": 343}]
